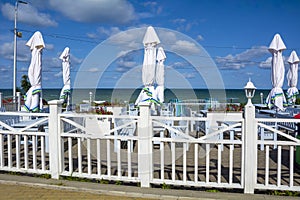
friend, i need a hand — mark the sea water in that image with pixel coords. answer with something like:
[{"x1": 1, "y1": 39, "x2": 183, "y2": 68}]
[{"x1": 0, "y1": 88, "x2": 273, "y2": 105}]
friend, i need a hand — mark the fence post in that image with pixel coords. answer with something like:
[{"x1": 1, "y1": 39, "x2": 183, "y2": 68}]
[
  {"x1": 244, "y1": 99, "x2": 257, "y2": 193},
  {"x1": 138, "y1": 102, "x2": 152, "y2": 187},
  {"x1": 48, "y1": 100, "x2": 62, "y2": 179}
]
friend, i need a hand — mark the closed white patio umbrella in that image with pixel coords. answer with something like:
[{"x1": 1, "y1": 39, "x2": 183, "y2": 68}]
[
  {"x1": 286, "y1": 50, "x2": 299, "y2": 104},
  {"x1": 266, "y1": 33, "x2": 287, "y2": 111},
  {"x1": 59, "y1": 47, "x2": 71, "y2": 106},
  {"x1": 155, "y1": 47, "x2": 166, "y2": 103},
  {"x1": 135, "y1": 26, "x2": 160, "y2": 105},
  {"x1": 24, "y1": 31, "x2": 45, "y2": 112}
]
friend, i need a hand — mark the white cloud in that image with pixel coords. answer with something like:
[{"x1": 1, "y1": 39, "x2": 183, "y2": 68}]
[
  {"x1": 1, "y1": 3, "x2": 57, "y2": 27},
  {"x1": 170, "y1": 40, "x2": 200, "y2": 55},
  {"x1": 196, "y1": 35, "x2": 204, "y2": 41},
  {"x1": 215, "y1": 46, "x2": 269, "y2": 70},
  {"x1": 142, "y1": 1, "x2": 162, "y2": 16},
  {"x1": 182, "y1": 72, "x2": 195, "y2": 79},
  {"x1": 173, "y1": 18, "x2": 186, "y2": 24},
  {"x1": 0, "y1": 40, "x2": 30, "y2": 62},
  {"x1": 49, "y1": 0, "x2": 136, "y2": 24},
  {"x1": 259, "y1": 57, "x2": 272, "y2": 68},
  {"x1": 97, "y1": 27, "x2": 121, "y2": 37},
  {"x1": 172, "y1": 18, "x2": 197, "y2": 32},
  {"x1": 87, "y1": 26, "x2": 122, "y2": 40},
  {"x1": 54, "y1": 71, "x2": 63, "y2": 77},
  {"x1": 108, "y1": 28, "x2": 144, "y2": 49},
  {"x1": 88, "y1": 67, "x2": 100, "y2": 72},
  {"x1": 170, "y1": 61, "x2": 188, "y2": 69}
]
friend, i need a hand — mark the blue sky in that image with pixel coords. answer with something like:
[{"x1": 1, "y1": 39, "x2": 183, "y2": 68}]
[{"x1": 1, "y1": 0, "x2": 300, "y2": 91}]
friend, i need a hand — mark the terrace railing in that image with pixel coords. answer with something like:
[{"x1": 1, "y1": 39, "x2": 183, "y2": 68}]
[{"x1": 0, "y1": 100, "x2": 299, "y2": 194}]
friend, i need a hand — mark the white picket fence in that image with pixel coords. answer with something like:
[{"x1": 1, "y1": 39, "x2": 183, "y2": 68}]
[{"x1": 0, "y1": 100, "x2": 299, "y2": 194}]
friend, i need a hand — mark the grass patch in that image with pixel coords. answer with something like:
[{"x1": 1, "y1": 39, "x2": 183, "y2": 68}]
[{"x1": 161, "y1": 182, "x2": 171, "y2": 189}]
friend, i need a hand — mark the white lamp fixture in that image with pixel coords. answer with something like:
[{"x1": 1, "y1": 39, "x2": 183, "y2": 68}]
[{"x1": 244, "y1": 79, "x2": 256, "y2": 104}]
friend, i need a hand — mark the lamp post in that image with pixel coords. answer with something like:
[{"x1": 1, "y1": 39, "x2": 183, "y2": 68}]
[{"x1": 13, "y1": 0, "x2": 27, "y2": 102}]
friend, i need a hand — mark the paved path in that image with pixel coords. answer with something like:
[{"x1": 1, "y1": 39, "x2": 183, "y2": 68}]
[{"x1": 0, "y1": 173, "x2": 299, "y2": 200}]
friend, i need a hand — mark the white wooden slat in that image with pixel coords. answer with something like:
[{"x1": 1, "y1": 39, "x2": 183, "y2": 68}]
[
  {"x1": 183, "y1": 143, "x2": 187, "y2": 183},
  {"x1": 160, "y1": 141, "x2": 164, "y2": 181},
  {"x1": 117, "y1": 140, "x2": 121, "y2": 178},
  {"x1": 68, "y1": 137, "x2": 72, "y2": 173},
  {"x1": 7, "y1": 134, "x2": 11, "y2": 168},
  {"x1": 265, "y1": 145, "x2": 269, "y2": 186},
  {"x1": 97, "y1": 139, "x2": 101, "y2": 176},
  {"x1": 24, "y1": 135, "x2": 28, "y2": 170},
  {"x1": 33, "y1": 135, "x2": 37, "y2": 170},
  {"x1": 290, "y1": 146, "x2": 294, "y2": 187},
  {"x1": 229, "y1": 144, "x2": 233, "y2": 184},
  {"x1": 171, "y1": 142, "x2": 175, "y2": 181},
  {"x1": 277, "y1": 146, "x2": 282, "y2": 187},
  {"x1": 41, "y1": 136, "x2": 45, "y2": 171},
  {"x1": 206, "y1": 144, "x2": 210, "y2": 183},
  {"x1": 194, "y1": 144, "x2": 198, "y2": 183},
  {"x1": 87, "y1": 138, "x2": 91, "y2": 175},
  {"x1": 240, "y1": 120, "x2": 245, "y2": 187},
  {"x1": 77, "y1": 138, "x2": 82, "y2": 174},
  {"x1": 107, "y1": 139, "x2": 111, "y2": 177},
  {"x1": 217, "y1": 144, "x2": 221, "y2": 184},
  {"x1": 128, "y1": 140, "x2": 132, "y2": 178},
  {"x1": 16, "y1": 135, "x2": 20, "y2": 169}
]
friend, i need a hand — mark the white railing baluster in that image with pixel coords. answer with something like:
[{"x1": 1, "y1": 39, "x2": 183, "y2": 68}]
[
  {"x1": 8, "y1": 134, "x2": 11, "y2": 168},
  {"x1": 117, "y1": 140, "x2": 121, "y2": 178},
  {"x1": 24, "y1": 135, "x2": 28, "y2": 170},
  {"x1": 206, "y1": 144, "x2": 210, "y2": 183},
  {"x1": 128, "y1": 140, "x2": 132, "y2": 178},
  {"x1": 61, "y1": 138, "x2": 65, "y2": 173},
  {"x1": 77, "y1": 138, "x2": 82, "y2": 174},
  {"x1": 160, "y1": 141, "x2": 164, "y2": 181},
  {"x1": 265, "y1": 145, "x2": 269, "y2": 186},
  {"x1": 107, "y1": 139, "x2": 111, "y2": 177},
  {"x1": 217, "y1": 144, "x2": 221, "y2": 184},
  {"x1": 290, "y1": 146, "x2": 294, "y2": 187},
  {"x1": 194, "y1": 143, "x2": 198, "y2": 183},
  {"x1": 277, "y1": 146, "x2": 281, "y2": 187},
  {"x1": 171, "y1": 142, "x2": 175, "y2": 181},
  {"x1": 97, "y1": 139, "x2": 101, "y2": 176},
  {"x1": 229, "y1": 144, "x2": 233, "y2": 184},
  {"x1": 68, "y1": 137, "x2": 72, "y2": 173},
  {"x1": 87, "y1": 138, "x2": 91, "y2": 175},
  {"x1": 33, "y1": 135, "x2": 36, "y2": 170},
  {"x1": 183, "y1": 143, "x2": 187, "y2": 183},
  {"x1": 16, "y1": 135, "x2": 20, "y2": 169},
  {"x1": 41, "y1": 136, "x2": 45, "y2": 171}
]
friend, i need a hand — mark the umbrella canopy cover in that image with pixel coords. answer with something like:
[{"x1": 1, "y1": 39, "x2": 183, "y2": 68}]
[
  {"x1": 155, "y1": 47, "x2": 166, "y2": 103},
  {"x1": 286, "y1": 50, "x2": 299, "y2": 104},
  {"x1": 59, "y1": 47, "x2": 71, "y2": 103},
  {"x1": 24, "y1": 31, "x2": 45, "y2": 112},
  {"x1": 266, "y1": 34, "x2": 287, "y2": 111},
  {"x1": 142, "y1": 26, "x2": 160, "y2": 86}
]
